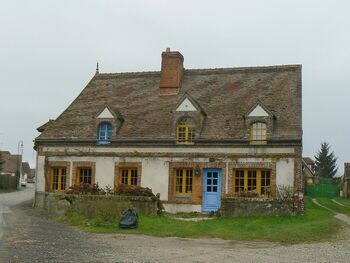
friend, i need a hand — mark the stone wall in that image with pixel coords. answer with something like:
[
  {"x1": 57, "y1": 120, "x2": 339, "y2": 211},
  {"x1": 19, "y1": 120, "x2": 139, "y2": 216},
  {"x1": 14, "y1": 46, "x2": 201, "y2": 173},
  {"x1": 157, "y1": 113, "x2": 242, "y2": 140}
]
[
  {"x1": 35, "y1": 191, "x2": 157, "y2": 221},
  {"x1": 220, "y1": 197, "x2": 295, "y2": 217}
]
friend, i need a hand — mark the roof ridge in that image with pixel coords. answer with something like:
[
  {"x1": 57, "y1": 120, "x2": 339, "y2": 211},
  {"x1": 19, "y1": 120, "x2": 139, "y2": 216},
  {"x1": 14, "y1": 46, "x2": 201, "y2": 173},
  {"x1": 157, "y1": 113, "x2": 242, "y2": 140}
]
[{"x1": 94, "y1": 64, "x2": 301, "y2": 78}]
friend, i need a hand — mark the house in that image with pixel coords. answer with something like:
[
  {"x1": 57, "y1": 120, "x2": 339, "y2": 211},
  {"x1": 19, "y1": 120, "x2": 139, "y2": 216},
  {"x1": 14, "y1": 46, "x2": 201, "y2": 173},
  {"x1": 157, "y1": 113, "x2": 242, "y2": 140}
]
[
  {"x1": 343, "y1": 163, "x2": 350, "y2": 197},
  {"x1": 22, "y1": 162, "x2": 35, "y2": 183},
  {"x1": 0, "y1": 151, "x2": 22, "y2": 177},
  {"x1": 302, "y1": 157, "x2": 316, "y2": 185},
  {"x1": 34, "y1": 48, "x2": 303, "y2": 213}
]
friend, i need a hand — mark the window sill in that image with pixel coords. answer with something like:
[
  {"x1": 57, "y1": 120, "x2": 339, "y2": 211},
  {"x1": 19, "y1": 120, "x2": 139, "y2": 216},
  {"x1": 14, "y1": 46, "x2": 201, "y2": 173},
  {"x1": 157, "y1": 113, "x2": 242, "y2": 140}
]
[
  {"x1": 98, "y1": 141, "x2": 111, "y2": 145},
  {"x1": 250, "y1": 141, "x2": 267, "y2": 145},
  {"x1": 176, "y1": 142, "x2": 195, "y2": 145},
  {"x1": 175, "y1": 195, "x2": 193, "y2": 198}
]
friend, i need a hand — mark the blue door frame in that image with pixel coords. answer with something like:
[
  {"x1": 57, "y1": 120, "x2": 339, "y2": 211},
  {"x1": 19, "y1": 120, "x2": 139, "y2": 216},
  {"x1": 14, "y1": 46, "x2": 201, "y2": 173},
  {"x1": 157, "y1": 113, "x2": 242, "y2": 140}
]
[{"x1": 202, "y1": 169, "x2": 222, "y2": 212}]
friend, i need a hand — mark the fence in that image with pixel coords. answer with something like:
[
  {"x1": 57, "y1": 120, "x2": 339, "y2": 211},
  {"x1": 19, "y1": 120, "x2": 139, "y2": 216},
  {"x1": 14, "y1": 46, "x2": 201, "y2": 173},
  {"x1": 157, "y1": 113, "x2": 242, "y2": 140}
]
[
  {"x1": 0, "y1": 174, "x2": 18, "y2": 190},
  {"x1": 306, "y1": 178, "x2": 340, "y2": 198}
]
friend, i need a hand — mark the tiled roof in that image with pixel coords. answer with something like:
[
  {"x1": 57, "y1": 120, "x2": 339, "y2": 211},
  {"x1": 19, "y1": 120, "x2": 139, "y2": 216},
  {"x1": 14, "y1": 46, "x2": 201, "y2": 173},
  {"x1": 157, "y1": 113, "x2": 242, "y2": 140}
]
[
  {"x1": 0, "y1": 151, "x2": 21, "y2": 173},
  {"x1": 35, "y1": 65, "x2": 302, "y2": 144},
  {"x1": 303, "y1": 157, "x2": 314, "y2": 165},
  {"x1": 22, "y1": 162, "x2": 31, "y2": 174}
]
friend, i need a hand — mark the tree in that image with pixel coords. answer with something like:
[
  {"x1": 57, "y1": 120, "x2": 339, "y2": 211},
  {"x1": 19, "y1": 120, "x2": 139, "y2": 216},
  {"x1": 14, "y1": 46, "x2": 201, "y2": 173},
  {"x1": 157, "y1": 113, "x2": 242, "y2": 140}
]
[
  {"x1": 0, "y1": 151, "x2": 4, "y2": 172},
  {"x1": 314, "y1": 142, "x2": 338, "y2": 178}
]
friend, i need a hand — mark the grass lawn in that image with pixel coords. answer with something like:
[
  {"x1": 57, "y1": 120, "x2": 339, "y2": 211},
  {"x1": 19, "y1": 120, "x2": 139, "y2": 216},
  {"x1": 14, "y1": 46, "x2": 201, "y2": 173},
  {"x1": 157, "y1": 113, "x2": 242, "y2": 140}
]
[
  {"x1": 317, "y1": 198, "x2": 350, "y2": 216},
  {"x1": 63, "y1": 196, "x2": 342, "y2": 243}
]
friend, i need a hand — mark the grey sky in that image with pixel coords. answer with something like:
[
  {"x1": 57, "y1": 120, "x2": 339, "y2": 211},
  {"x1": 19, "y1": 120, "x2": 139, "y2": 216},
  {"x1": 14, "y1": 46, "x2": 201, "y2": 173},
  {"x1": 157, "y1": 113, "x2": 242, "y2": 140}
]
[{"x1": 0, "y1": 0, "x2": 349, "y2": 174}]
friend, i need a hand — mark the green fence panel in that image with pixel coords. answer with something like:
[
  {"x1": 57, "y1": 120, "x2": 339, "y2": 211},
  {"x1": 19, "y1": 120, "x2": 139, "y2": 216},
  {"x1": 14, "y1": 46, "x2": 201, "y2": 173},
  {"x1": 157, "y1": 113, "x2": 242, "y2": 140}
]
[
  {"x1": 306, "y1": 181, "x2": 340, "y2": 198},
  {"x1": 0, "y1": 174, "x2": 18, "y2": 190}
]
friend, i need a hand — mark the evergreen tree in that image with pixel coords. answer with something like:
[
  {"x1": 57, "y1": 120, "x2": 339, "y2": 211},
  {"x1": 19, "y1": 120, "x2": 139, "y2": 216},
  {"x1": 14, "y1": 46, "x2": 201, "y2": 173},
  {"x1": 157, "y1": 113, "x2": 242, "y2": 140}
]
[{"x1": 314, "y1": 142, "x2": 338, "y2": 178}]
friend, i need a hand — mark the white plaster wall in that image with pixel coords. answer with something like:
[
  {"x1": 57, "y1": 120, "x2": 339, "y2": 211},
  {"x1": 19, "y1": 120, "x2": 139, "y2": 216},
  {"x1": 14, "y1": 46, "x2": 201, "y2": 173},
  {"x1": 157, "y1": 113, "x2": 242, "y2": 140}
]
[
  {"x1": 95, "y1": 158, "x2": 115, "y2": 187},
  {"x1": 141, "y1": 158, "x2": 169, "y2": 201},
  {"x1": 276, "y1": 158, "x2": 294, "y2": 187},
  {"x1": 36, "y1": 156, "x2": 46, "y2": 192}
]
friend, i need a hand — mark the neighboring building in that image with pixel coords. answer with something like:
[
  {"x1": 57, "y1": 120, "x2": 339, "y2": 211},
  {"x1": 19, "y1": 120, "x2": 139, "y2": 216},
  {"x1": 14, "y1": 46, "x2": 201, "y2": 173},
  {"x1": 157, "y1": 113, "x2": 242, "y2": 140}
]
[
  {"x1": 342, "y1": 163, "x2": 350, "y2": 198},
  {"x1": 34, "y1": 49, "x2": 303, "y2": 213},
  {"x1": 0, "y1": 151, "x2": 22, "y2": 177},
  {"x1": 22, "y1": 162, "x2": 31, "y2": 181},
  {"x1": 302, "y1": 157, "x2": 316, "y2": 185},
  {"x1": 28, "y1": 168, "x2": 36, "y2": 183}
]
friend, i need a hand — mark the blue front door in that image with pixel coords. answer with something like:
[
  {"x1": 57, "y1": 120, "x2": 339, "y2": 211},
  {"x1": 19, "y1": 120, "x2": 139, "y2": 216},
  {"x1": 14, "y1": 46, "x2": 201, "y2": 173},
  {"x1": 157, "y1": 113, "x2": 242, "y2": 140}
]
[{"x1": 202, "y1": 169, "x2": 222, "y2": 212}]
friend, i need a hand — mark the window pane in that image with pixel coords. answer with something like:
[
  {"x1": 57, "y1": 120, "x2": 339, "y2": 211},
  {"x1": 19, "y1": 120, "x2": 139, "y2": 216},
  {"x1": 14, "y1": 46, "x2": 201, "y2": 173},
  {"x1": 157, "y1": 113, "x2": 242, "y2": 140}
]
[
  {"x1": 175, "y1": 169, "x2": 183, "y2": 193},
  {"x1": 247, "y1": 170, "x2": 257, "y2": 191},
  {"x1": 79, "y1": 168, "x2": 92, "y2": 184},
  {"x1": 121, "y1": 169, "x2": 128, "y2": 185},
  {"x1": 251, "y1": 122, "x2": 267, "y2": 142},
  {"x1": 261, "y1": 170, "x2": 271, "y2": 195},
  {"x1": 98, "y1": 123, "x2": 112, "y2": 143},
  {"x1": 234, "y1": 170, "x2": 245, "y2": 193},
  {"x1": 131, "y1": 169, "x2": 138, "y2": 185},
  {"x1": 186, "y1": 169, "x2": 193, "y2": 193}
]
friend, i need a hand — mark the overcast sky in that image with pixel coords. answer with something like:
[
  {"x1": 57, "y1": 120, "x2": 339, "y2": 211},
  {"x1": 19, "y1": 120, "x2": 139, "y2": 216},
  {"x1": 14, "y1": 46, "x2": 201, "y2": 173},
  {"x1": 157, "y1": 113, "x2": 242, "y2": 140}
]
[{"x1": 0, "y1": 0, "x2": 349, "y2": 174}]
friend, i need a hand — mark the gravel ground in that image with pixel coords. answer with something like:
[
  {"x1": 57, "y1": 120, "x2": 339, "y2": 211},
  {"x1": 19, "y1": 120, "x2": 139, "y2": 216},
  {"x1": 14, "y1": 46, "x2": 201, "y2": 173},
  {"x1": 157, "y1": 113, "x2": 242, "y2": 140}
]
[{"x1": 1, "y1": 189, "x2": 350, "y2": 263}]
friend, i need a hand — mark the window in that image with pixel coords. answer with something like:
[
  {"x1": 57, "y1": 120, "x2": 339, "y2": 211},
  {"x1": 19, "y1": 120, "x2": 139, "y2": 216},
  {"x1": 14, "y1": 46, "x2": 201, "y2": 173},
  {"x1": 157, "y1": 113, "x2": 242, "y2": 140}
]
[
  {"x1": 250, "y1": 122, "x2": 267, "y2": 144},
  {"x1": 247, "y1": 170, "x2": 257, "y2": 191},
  {"x1": 120, "y1": 168, "x2": 138, "y2": 186},
  {"x1": 174, "y1": 168, "x2": 193, "y2": 195},
  {"x1": 77, "y1": 167, "x2": 92, "y2": 185},
  {"x1": 233, "y1": 169, "x2": 272, "y2": 195},
  {"x1": 98, "y1": 122, "x2": 112, "y2": 144},
  {"x1": 176, "y1": 117, "x2": 195, "y2": 144},
  {"x1": 261, "y1": 170, "x2": 271, "y2": 195},
  {"x1": 234, "y1": 170, "x2": 245, "y2": 193},
  {"x1": 50, "y1": 167, "x2": 66, "y2": 192}
]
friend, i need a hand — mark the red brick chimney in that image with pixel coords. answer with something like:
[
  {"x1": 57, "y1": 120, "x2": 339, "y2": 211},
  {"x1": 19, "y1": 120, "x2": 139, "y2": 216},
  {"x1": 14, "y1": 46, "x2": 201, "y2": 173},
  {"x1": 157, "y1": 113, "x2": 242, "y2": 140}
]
[{"x1": 159, "y1": 48, "x2": 184, "y2": 95}]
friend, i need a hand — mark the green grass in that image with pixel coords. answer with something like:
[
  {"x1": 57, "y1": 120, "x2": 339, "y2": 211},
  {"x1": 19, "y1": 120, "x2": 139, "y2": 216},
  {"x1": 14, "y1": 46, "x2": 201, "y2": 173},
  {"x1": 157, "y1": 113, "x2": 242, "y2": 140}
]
[
  {"x1": 317, "y1": 198, "x2": 350, "y2": 216},
  {"x1": 334, "y1": 197, "x2": 350, "y2": 207},
  {"x1": 63, "y1": 197, "x2": 342, "y2": 243},
  {"x1": 0, "y1": 188, "x2": 17, "y2": 193}
]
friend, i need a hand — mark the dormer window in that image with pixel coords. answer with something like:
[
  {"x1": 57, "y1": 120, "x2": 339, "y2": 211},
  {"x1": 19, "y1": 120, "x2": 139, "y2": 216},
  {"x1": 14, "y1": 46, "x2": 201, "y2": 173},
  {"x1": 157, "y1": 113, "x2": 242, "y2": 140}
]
[
  {"x1": 250, "y1": 122, "x2": 267, "y2": 144},
  {"x1": 177, "y1": 117, "x2": 195, "y2": 145},
  {"x1": 98, "y1": 122, "x2": 112, "y2": 144}
]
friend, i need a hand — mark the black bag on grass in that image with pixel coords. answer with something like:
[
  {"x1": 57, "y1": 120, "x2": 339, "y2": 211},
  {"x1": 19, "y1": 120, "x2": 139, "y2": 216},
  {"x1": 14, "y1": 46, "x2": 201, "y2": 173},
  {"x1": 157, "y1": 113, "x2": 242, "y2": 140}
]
[{"x1": 119, "y1": 208, "x2": 138, "y2": 229}]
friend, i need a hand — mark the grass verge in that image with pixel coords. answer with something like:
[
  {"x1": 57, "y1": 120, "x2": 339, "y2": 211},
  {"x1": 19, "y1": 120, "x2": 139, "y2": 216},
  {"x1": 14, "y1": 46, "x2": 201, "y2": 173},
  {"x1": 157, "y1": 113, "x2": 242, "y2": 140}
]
[
  {"x1": 317, "y1": 198, "x2": 350, "y2": 216},
  {"x1": 334, "y1": 197, "x2": 350, "y2": 207},
  {"x1": 63, "y1": 197, "x2": 341, "y2": 243},
  {"x1": 0, "y1": 188, "x2": 18, "y2": 193}
]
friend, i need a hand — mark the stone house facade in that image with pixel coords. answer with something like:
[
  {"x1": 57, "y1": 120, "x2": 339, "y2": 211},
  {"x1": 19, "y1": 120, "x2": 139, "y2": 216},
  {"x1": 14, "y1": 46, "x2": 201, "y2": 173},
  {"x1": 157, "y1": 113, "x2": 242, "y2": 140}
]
[{"x1": 34, "y1": 49, "x2": 303, "y2": 213}]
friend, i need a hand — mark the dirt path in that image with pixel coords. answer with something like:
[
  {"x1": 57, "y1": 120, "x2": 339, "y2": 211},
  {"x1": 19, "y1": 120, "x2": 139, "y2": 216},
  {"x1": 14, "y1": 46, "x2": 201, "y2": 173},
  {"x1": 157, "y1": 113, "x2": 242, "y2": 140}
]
[
  {"x1": 312, "y1": 198, "x2": 350, "y2": 226},
  {"x1": 332, "y1": 199, "x2": 350, "y2": 208},
  {"x1": 1, "y1": 198, "x2": 350, "y2": 262}
]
